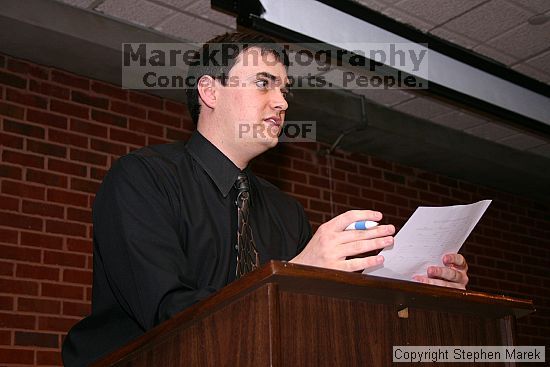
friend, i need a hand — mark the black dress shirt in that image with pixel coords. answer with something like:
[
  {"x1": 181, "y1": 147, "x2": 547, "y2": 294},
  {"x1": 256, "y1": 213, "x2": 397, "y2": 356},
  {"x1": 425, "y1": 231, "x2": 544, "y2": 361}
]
[{"x1": 62, "y1": 131, "x2": 312, "y2": 366}]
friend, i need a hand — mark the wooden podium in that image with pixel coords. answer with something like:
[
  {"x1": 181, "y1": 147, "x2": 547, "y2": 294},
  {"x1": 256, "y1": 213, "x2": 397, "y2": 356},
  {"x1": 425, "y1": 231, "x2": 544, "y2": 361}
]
[{"x1": 92, "y1": 261, "x2": 533, "y2": 366}]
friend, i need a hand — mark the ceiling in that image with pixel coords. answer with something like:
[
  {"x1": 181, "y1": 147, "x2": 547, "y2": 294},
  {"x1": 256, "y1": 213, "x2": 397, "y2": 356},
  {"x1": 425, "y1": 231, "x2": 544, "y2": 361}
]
[{"x1": 1, "y1": 0, "x2": 549, "y2": 200}]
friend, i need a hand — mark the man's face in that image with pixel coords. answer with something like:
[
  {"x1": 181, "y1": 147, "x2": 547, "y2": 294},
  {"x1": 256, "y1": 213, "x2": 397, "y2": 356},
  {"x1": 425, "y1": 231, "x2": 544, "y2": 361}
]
[{"x1": 215, "y1": 47, "x2": 290, "y2": 155}]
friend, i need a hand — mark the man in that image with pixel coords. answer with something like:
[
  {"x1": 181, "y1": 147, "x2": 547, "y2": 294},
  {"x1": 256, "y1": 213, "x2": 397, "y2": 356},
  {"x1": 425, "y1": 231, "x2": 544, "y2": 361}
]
[{"x1": 62, "y1": 32, "x2": 468, "y2": 366}]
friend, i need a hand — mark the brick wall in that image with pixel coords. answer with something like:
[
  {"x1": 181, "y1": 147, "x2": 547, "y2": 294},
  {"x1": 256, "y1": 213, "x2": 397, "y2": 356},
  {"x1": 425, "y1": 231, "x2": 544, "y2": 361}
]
[{"x1": 0, "y1": 53, "x2": 548, "y2": 365}]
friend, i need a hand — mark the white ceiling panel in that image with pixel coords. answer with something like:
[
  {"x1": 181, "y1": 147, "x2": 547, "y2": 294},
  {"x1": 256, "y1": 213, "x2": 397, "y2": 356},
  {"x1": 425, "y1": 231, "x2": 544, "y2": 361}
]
[
  {"x1": 393, "y1": 0, "x2": 485, "y2": 25},
  {"x1": 527, "y1": 143, "x2": 550, "y2": 159},
  {"x1": 429, "y1": 26, "x2": 479, "y2": 49},
  {"x1": 431, "y1": 110, "x2": 487, "y2": 130},
  {"x1": 509, "y1": 0, "x2": 550, "y2": 13},
  {"x1": 184, "y1": 0, "x2": 236, "y2": 28},
  {"x1": 465, "y1": 121, "x2": 518, "y2": 140},
  {"x1": 354, "y1": 88, "x2": 415, "y2": 106},
  {"x1": 488, "y1": 21, "x2": 550, "y2": 60},
  {"x1": 155, "y1": 12, "x2": 232, "y2": 42},
  {"x1": 524, "y1": 50, "x2": 550, "y2": 74},
  {"x1": 497, "y1": 133, "x2": 548, "y2": 150},
  {"x1": 149, "y1": 0, "x2": 196, "y2": 11},
  {"x1": 381, "y1": 7, "x2": 435, "y2": 32},
  {"x1": 393, "y1": 97, "x2": 456, "y2": 119}
]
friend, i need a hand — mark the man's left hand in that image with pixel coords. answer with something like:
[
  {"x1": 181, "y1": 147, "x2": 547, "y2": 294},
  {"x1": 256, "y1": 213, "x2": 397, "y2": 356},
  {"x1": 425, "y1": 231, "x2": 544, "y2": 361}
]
[{"x1": 412, "y1": 253, "x2": 468, "y2": 289}]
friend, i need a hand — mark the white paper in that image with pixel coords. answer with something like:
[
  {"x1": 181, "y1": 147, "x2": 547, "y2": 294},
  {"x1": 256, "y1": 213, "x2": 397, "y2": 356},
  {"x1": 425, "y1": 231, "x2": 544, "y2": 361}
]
[{"x1": 363, "y1": 200, "x2": 491, "y2": 281}]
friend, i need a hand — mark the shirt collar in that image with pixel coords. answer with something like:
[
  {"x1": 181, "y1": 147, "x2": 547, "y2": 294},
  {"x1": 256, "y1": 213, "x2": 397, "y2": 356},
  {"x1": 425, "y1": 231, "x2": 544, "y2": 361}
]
[{"x1": 186, "y1": 130, "x2": 247, "y2": 198}]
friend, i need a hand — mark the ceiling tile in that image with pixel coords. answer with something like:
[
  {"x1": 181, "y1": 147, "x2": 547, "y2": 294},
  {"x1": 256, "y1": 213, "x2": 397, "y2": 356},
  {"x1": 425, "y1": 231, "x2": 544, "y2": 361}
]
[
  {"x1": 155, "y1": 12, "x2": 232, "y2": 42},
  {"x1": 352, "y1": 0, "x2": 388, "y2": 12},
  {"x1": 444, "y1": 0, "x2": 531, "y2": 43},
  {"x1": 527, "y1": 143, "x2": 550, "y2": 159},
  {"x1": 429, "y1": 27, "x2": 479, "y2": 49},
  {"x1": 354, "y1": 88, "x2": 415, "y2": 106},
  {"x1": 487, "y1": 21, "x2": 550, "y2": 60},
  {"x1": 524, "y1": 50, "x2": 550, "y2": 74},
  {"x1": 95, "y1": 0, "x2": 174, "y2": 27},
  {"x1": 473, "y1": 44, "x2": 517, "y2": 65},
  {"x1": 511, "y1": 63, "x2": 550, "y2": 83},
  {"x1": 431, "y1": 110, "x2": 487, "y2": 130},
  {"x1": 392, "y1": 0, "x2": 485, "y2": 26},
  {"x1": 184, "y1": 0, "x2": 236, "y2": 28},
  {"x1": 393, "y1": 97, "x2": 456, "y2": 119},
  {"x1": 508, "y1": 0, "x2": 550, "y2": 13},
  {"x1": 150, "y1": 0, "x2": 196, "y2": 11},
  {"x1": 55, "y1": 0, "x2": 97, "y2": 8},
  {"x1": 381, "y1": 7, "x2": 435, "y2": 32},
  {"x1": 497, "y1": 133, "x2": 547, "y2": 150},
  {"x1": 464, "y1": 121, "x2": 517, "y2": 140}
]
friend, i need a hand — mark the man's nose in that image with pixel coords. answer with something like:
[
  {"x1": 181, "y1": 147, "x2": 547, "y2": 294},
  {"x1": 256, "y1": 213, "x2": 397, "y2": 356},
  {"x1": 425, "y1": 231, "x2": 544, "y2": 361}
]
[{"x1": 271, "y1": 89, "x2": 288, "y2": 111}]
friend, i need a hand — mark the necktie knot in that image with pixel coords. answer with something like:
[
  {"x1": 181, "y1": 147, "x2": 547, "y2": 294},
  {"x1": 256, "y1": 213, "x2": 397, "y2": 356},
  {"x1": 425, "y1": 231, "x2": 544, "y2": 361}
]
[{"x1": 235, "y1": 173, "x2": 249, "y2": 207}]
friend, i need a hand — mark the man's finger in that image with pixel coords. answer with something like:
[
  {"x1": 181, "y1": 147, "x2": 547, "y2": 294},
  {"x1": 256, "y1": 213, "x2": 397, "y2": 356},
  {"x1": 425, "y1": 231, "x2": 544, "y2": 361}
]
[
  {"x1": 337, "y1": 224, "x2": 395, "y2": 243},
  {"x1": 413, "y1": 275, "x2": 465, "y2": 290},
  {"x1": 428, "y1": 266, "x2": 465, "y2": 284},
  {"x1": 328, "y1": 210, "x2": 383, "y2": 231},
  {"x1": 443, "y1": 253, "x2": 467, "y2": 270},
  {"x1": 344, "y1": 255, "x2": 384, "y2": 272},
  {"x1": 337, "y1": 236, "x2": 394, "y2": 257}
]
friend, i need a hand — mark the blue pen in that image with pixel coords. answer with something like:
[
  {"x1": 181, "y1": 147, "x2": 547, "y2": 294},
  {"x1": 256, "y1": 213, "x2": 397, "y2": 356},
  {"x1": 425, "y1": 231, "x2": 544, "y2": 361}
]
[{"x1": 345, "y1": 220, "x2": 379, "y2": 231}]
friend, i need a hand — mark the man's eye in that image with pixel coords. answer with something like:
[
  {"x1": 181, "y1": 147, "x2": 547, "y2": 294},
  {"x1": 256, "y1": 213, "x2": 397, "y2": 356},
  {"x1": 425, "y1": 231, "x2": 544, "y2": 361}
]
[{"x1": 255, "y1": 79, "x2": 269, "y2": 89}]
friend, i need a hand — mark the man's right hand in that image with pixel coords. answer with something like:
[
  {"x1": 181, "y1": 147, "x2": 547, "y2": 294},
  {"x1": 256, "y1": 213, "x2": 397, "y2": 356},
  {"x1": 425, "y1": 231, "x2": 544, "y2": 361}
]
[{"x1": 290, "y1": 210, "x2": 395, "y2": 272}]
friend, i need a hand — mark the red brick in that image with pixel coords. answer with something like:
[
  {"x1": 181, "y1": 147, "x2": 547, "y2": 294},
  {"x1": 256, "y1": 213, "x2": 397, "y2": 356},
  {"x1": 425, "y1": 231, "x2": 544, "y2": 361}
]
[
  {"x1": 292, "y1": 159, "x2": 319, "y2": 174},
  {"x1": 63, "y1": 269, "x2": 92, "y2": 285},
  {"x1": 110, "y1": 128, "x2": 146, "y2": 146},
  {"x1": 0, "y1": 70, "x2": 27, "y2": 89},
  {"x1": 66, "y1": 238, "x2": 92, "y2": 254},
  {"x1": 47, "y1": 188, "x2": 88, "y2": 207},
  {"x1": 22, "y1": 200, "x2": 64, "y2": 219},
  {"x1": 44, "y1": 250, "x2": 86, "y2": 268},
  {"x1": 67, "y1": 207, "x2": 92, "y2": 223},
  {"x1": 370, "y1": 157, "x2": 392, "y2": 170},
  {"x1": 39, "y1": 315, "x2": 78, "y2": 332},
  {"x1": 91, "y1": 81, "x2": 127, "y2": 100},
  {"x1": 27, "y1": 139, "x2": 67, "y2": 158},
  {"x1": 0, "y1": 295, "x2": 14, "y2": 311},
  {"x1": 63, "y1": 301, "x2": 91, "y2": 317},
  {"x1": 0, "y1": 261, "x2": 14, "y2": 276},
  {"x1": 148, "y1": 136, "x2": 169, "y2": 145},
  {"x1": 18, "y1": 297, "x2": 61, "y2": 315},
  {"x1": 3, "y1": 119, "x2": 45, "y2": 138},
  {"x1": 15, "y1": 331, "x2": 59, "y2": 348},
  {"x1": 51, "y1": 99, "x2": 89, "y2": 119},
  {"x1": 0, "y1": 347, "x2": 35, "y2": 364},
  {"x1": 129, "y1": 92, "x2": 163, "y2": 109},
  {"x1": 0, "y1": 278, "x2": 39, "y2": 296},
  {"x1": 51, "y1": 70, "x2": 89, "y2": 90},
  {"x1": 0, "y1": 211, "x2": 43, "y2": 231},
  {"x1": 7, "y1": 59, "x2": 49, "y2": 79},
  {"x1": 128, "y1": 118, "x2": 163, "y2": 136},
  {"x1": 308, "y1": 175, "x2": 329, "y2": 187},
  {"x1": 419, "y1": 190, "x2": 440, "y2": 204},
  {"x1": 0, "y1": 194, "x2": 19, "y2": 211},
  {"x1": 309, "y1": 199, "x2": 331, "y2": 212},
  {"x1": 27, "y1": 109, "x2": 68, "y2": 129},
  {"x1": 6, "y1": 88, "x2": 48, "y2": 109},
  {"x1": 334, "y1": 181, "x2": 360, "y2": 196},
  {"x1": 48, "y1": 158, "x2": 87, "y2": 177},
  {"x1": 29, "y1": 79, "x2": 70, "y2": 99},
  {"x1": 166, "y1": 128, "x2": 189, "y2": 141},
  {"x1": 37, "y1": 350, "x2": 63, "y2": 366},
  {"x1": 293, "y1": 183, "x2": 321, "y2": 198},
  {"x1": 358, "y1": 165, "x2": 382, "y2": 179},
  {"x1": 0, "y1": 132, "x2": 24, "y2": 149},
  {"x1": 70, "y1": 118, "x2": 108, "y2": 138},
  {"x1": 49, "y1": 128, "x2": 89, "y2": 148},
  {"x1": 45, "y1": 220, "x2": 87, "y2": 237},
  {"x1": 372, "y1": 178, "x2": 395, "y2": 193},
  {"x1": 20, "y1": 232, "x2": 63, "y2": 250},
  {"x1": 69, "y1": 147, "x2": 108, "y2": 166},
  {"x1": 148, "y1": 110, "x2": 180, "y2": 127},
  {"x1": 2, "y1": 150, "x2": 45, "y2": 169},
  {"x1": 91, "y1": 138, "x2": 127, "y2": 156},
  {"x1": 111, "y1": 100, "x2": 146, "y2": 118},
  {"x1": 16, "y1": 264, "x2": 60, "y2": 281},
  {"x1": 91, "y1": 109, "x2": 127, "y2": 128},
  {"x1": 0, "y1": 228, "x2": 18, "y2": 244},
  {"x1": 429, "y1": 183, "x2": 450, "y2": 196},
  {"x1": 71, "y1": 90, "x2": 109, "y2": 109},
  {"x1": 0, "y1": 101, "x2": 24, "y2": 119},
  {"x1": 0, "y1": 331, "x2": 11, "y2": 347},
  {"x1": 41, "y1": 283, "x2": 84, "y2": 300},
  {"x1": 90, "y1": 167, "x2": 107, "y2": 180},
  {"x1": 26, "y1": 169, "x2": 68, "y2": 188}
]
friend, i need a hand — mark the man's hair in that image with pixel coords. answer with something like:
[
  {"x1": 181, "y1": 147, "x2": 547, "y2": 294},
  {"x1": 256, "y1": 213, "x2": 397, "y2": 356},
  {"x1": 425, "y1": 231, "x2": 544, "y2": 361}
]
[{"x1": 185, "y1": 32, "x2": 289, "y2": 125}]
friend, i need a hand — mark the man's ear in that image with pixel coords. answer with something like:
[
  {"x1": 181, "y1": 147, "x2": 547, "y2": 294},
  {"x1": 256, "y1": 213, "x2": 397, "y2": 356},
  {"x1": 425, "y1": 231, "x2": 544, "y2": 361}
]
[{"x1": 197, "y1": 75, "x2": 217, "y2": 109}]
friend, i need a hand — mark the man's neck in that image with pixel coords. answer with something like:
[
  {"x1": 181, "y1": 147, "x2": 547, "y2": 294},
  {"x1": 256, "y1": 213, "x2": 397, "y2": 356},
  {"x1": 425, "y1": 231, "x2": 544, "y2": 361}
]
[{"x1": 197, "y1": 124, "x2": 250, "y2": 170}]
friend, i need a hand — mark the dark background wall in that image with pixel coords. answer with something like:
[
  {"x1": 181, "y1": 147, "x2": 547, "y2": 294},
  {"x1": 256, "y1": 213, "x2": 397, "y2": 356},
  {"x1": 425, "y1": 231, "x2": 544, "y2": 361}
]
[{"x1": 0, "y1": 53, "x2": 548, "y2": 366}]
